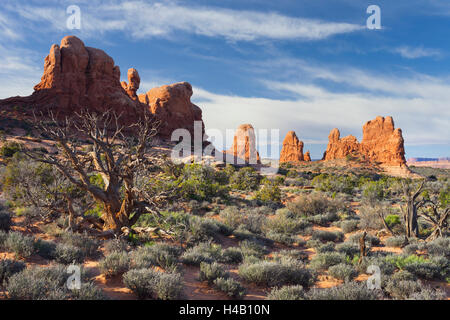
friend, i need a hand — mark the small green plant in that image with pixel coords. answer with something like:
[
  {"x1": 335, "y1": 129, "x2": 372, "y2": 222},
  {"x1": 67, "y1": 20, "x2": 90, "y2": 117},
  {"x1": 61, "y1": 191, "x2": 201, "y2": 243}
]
[
  {"x1": 328, "y1": 263, "x2": 358, "y2": 281},
  {"x1": 199, "y1": 262, "x2": 229, "y2": 284},
  {"x1": 213, "y1": 277, "x2": 246, "y2": 298},
  {"x1": 267, "y1": 285, "x2": 305, "y2": 300},
  {"x1": 5, "y1": 232, "x2": 36, "y2": 258}
]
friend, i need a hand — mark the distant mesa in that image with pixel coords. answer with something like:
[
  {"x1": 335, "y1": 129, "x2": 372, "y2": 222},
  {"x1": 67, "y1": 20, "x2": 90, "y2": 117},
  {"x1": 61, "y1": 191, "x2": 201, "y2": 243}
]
[
  {"x1": 323, "y1": 116, "x2": 406, "y2": 167},
  {"x1": 224, "y1": 124, "x2": 261, "y2": 165},
  {"x1": 0, "y1": 35, "x2": 205, "y2": 139}
]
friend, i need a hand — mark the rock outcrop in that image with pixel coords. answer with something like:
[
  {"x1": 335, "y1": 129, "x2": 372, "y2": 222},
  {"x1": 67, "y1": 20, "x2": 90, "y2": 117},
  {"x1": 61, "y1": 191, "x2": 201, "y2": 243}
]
[
  {"x1": 304, "y1": 151, "x2": 311, "y2": 162},
  {"x1": 279, "y1": 131, "x2": 304, "y2": 163},
  {"x1": 0, "y1": 35, "x2": 205, "y2": 139},
  {"x1": 322, "y1": 116, "x2": 406, "y2": 166},
  {"x1": 138, "y1": 82, "x2": 204, "y2": 138},
  {"x1": 121, "y1": 68, "x2": 140, "y2": 101},
  {"x1": 225, "y1": 124, "x2": 261, "y2": 165}
]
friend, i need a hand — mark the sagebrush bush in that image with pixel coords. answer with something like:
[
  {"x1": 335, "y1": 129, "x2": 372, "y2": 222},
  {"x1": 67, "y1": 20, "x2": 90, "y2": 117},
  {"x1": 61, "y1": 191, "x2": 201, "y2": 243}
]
[
  {"x1": 213, "y1": 277, "x2": 246, "y2": 299},
  {"x1": 336, "y1": 242, "x2": 359, "y2": 258},
  {"x1": 347, "y1": 232, "x2": 380, "y2": 246},
  {"x1": 263, "y1": 210, "x2": 311, "y2": 235},
  {"x1": 54, "y1": 243, "x2": 84, "y2": 264},
  {"x1": 61, "y1": 232, "x2": 99, "y2": 258},
  {"x1": 238, "y1": 258, "x2": 315, "y2": 288},
  {"x1": 239, "y1": 240, "x2": 269, "y2": 259},
  {"x1": 408, "y1": 288, "x2": 446, "y2": 300},
  {"x1": 385, "y1": 279, "x2": 421, "y2": 299},
  {"x1": 35, "y1": 239, "x2": 57, "y2": 260},
  {"x1": 131, "y1": 243, "x2": 181, "y2": 271},
  {"x1": 328, "y1": 263, "x2": 358, "y2": 281},
  {"x1": 181, "y1": 242, "x2": 221, "y2": 266},
  {"x1": 310, "y1": 252, "x2": 347, "y2": 271},
  {"x1": 122, "y1": 268, "x2": 182, "y2": 300},
  {"x1": 316, "y1": 242, "x2": 336, "y2": 253},
  {"x1": 104, "y1": 238, "x2": 129, "y2": 254},
  {"x1": 5, "y1": 265, "x2": 68, "y2": 300},
  {"x1": 219, "y1": 206, "x2": 242, "y2": 230},
  {"x1": 99, "y1": 251, "x2": 130, "y2": 277},
  {"x1": 385, "y1": 236, "x2": 407, "y2": 247},
  {"x1": 0, "y1": 230, "x2": 7, "y2": 248},
  {"x1": 71, "y1": 282, "x2": 108, "y2": 300},
  {"x1": 307, "y1": 212, "x2": 339, "y2": 226},
  {"x1": 219, "y1": 247, "x2": 243, "y2": 264},
  {"x1": 0, "y1": 259, "x2": 26, "y2": 283},
  {"x1": 287, "y1": 192, "x2": 343, "y2": 217},
  {"x1": 199, "y1": 262, "x2": 229, "y2": 284},
  {"x1": 267, "y1": 285, "x2": 305, "y2": 300},
  {"x1": 123, "y1": 268, "x2": 159, "y2": 299},
  {"x1": 311, "y1": 230, "x2": 344, "y2": 243},
  {"x1": 306, "y1": 281, "x2": 379, "y2": 300},
  {"x1": 340, "y1": 220, "x2": 359, "y2": 233},
  {"x1": 5, "y1": 232, "x2": 36, "y2": 258},
  {"x1": 265, "y1": 231, "x2": 296, "y2": 245},
  {"x1": 230, "y1": 167, "x2": 261, "y2": 191}
]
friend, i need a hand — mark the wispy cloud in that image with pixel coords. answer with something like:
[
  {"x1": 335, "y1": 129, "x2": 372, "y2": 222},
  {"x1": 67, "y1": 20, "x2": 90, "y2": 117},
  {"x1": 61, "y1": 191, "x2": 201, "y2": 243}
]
[
  {"x1": 192, "y1": 62, "x2": 450, "y2": 157},
  {"x1": 5, "y1": 0, "x2": 363, "y2": 42},
  {"x1": 394, "y1": 46, "x2": 442, "y2": 59}
]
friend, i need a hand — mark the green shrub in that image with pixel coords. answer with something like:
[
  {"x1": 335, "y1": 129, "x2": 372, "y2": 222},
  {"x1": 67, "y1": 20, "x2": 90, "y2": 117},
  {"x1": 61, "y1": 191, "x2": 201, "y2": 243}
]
[
  {"x1": 310, "y1": 252, "x2": 347, "y2": 271},
  {"x1": 311, "y1": 230, "x2": 344, "y2": 243},
  {"x1": 306, "y1": 281, "x2": 379, "y2": 300},
  {"x1": 213, "y1": 277, "x2": 246, "y2": 298},
  {"x1": 238, "y1": 258, "x2": 314, "y2": 288},
  {"x1": 384, "y1": 215, "x2": 401, "y2": 228},
  {"x1": 385, "y1": 279, "x2": 421, "y2": 299},
  {"x1": 155, "y1": 272, "x2": 183, "y2": 300},
  {"x1": 263, "y1": 211, "x2": 310, "y2": 235},
  {"x1": 254, "y1": 179, "x2": 281, "y2": 204},
  {"x1": 267, "y1": 285, "x2": 305, "y2": 300},
  {"x1": 199, "y1": 262, "x2": 229, "y2": 284},
  {"x1": 219, "y1": 206, "x2": 243, "y2": 229},
  {"x1": 5, "y1": 232, "x2": 35, "y2": 258},
  {"x1": 0, "y1": 259, "x2": 26, "y2": 283},
  {"x1": 99, "y1": 251, "x2": 130, "y2": 277},
  {"x1": 0, "y1": 141, "x2": 22, "y2": 158},
  {"x1": 230, "y1": 167, "x2": 261, "y2": 191},
  {"x1": 54, "y1": 243, "x2": 84, "y2": 264},
  {"x1": 328, "y1": 263, "x2": 358, "y2": 281}
]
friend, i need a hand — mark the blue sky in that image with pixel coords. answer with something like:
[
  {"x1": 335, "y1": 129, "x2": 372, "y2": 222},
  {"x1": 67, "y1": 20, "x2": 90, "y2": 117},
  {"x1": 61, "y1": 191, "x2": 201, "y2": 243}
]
[{"x1": 0, "y1": 0, "x2": 449, "y2": 159}]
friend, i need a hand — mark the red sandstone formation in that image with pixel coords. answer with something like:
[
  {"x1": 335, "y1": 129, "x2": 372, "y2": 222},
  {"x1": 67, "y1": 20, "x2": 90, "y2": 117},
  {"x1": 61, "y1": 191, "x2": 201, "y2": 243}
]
[
  {"x1": 121, "y1": 68, "x2": 140, "y2": 101},
  {"x1": 138, "y1": 82, "x2": 204, "y2": 138},
  {"x1": 304, "y1": 151, "x2": 311, "y2": 162},
  {"x1": 279, "y1": 131, "x2": 304, "y2": 163},
  {"x1": 225, "y1": 124, "x2": 261, "y2": 165},
  {"x1": 322, "y1": 116, "x2": 406, "y2": 166},
  {"x1": 0, "y1": 35, "x2": 205, "y2": 139}
]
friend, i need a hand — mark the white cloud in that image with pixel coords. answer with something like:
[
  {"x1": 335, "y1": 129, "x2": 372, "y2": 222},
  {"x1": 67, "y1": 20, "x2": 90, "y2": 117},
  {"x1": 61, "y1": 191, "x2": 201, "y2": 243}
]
[
  {"x1": 6, "y1": 0, "x2": 362, "y2": 41},
  {"x1": 394, "y1": 46, "x2": 442, "y2": 59},
  {"x1": 192, "y1": 64, "x2": 450, "y2": 157}
]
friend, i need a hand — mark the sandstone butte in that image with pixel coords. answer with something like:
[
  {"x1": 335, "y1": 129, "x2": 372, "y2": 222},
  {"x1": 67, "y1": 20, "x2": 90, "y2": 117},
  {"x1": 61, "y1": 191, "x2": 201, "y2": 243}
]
[
  {"x1": 224, "y1": 124, "x2": 261, "y2": 165},
  {"x1": 0, "y1": 35, "x2": 204, "y2": 139},
  {"x1": 279, "y1": 131, "x2": 304, "y2": 163},
  {"x1": 322, "y1": 116, "x2": 406, "y2": 166},
  {"x1": 304, "y1": 151, "x2": 312, "y2": 162}
]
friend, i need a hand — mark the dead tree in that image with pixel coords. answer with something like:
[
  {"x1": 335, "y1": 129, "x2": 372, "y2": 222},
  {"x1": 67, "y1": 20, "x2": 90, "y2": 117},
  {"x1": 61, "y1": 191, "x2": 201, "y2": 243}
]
[
  {"x1": 417, "y1": 183, "x2": 449, "y2": 241},
  {"x1": 24, "y1": 109, "x2": 171, "y2": 234},
  {"x1": 400, "y1": 180, "x2": 426, "y2": 238},
  {"x1": 358, "y1": 231, "x2": 368, "y2": 266}
]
